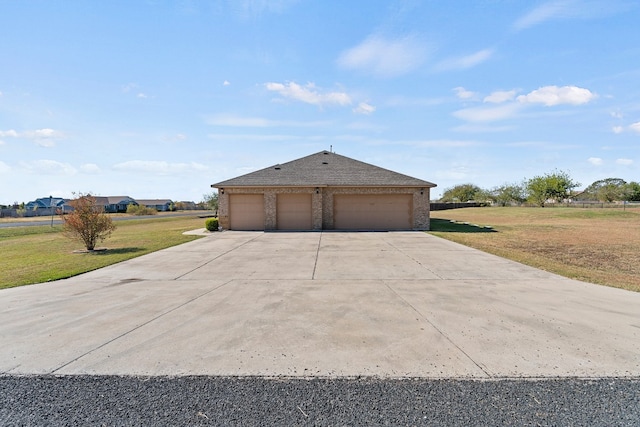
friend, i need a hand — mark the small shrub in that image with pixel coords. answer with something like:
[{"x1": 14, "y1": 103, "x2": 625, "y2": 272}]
[
  {"x1": 205, "y1": 217, "x2": 219, "y2": 232},
  {"x1": 62, "y1": 193, "x2": 116, "y2": 251},
  {"x1": 126, "y1": 204, "x2": 157, "y2": 216}
]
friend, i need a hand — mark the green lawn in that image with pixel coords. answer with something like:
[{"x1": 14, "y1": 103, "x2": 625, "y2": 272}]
[{"x1": 0, "y1": 216, "x2": 206, "y2": 289}]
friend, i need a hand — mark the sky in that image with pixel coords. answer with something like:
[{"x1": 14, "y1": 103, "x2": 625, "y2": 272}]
[{"x1": 1, "y1": 0, "x2": 639, "y2": 204}]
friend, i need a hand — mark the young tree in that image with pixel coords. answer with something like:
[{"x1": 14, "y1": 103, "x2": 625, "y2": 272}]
[
  {"x1": 440, "y1": 184, "x2": 483, "y2": 202},
  {"x1": 492, "y1": 183, "x2": 526, "y2": 206},
  {"x1": 526, "y1": 170, "x2": 580, "y2": 207},
  {"x1": 202, "y1": 191, "x2": 219, "y2": 215},
  {"x1": 583, "y1": 178, "x2": 627, "y2": 202},
  {"x1": 624, "y1": 181, "x2": 640, "y2": 201},
  {"x1": 61, "y1": 193, "x2": 116, "y2": 251}
]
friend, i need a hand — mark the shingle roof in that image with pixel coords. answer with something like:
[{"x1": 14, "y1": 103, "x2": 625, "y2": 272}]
[
  {"x1": 93, "y1": 196, "x2": 135, "y2": 205},
  {"x1": 212, "y1": 151, "x2": 436, "y2": 188},
  {"x1": 136, "y1": 199, "x2": 173, "y2": 205}
]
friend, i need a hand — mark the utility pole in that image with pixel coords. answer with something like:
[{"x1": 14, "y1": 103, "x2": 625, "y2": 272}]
[{"x1": 50, "y1": 195, "x2": 54, "y2": 227}]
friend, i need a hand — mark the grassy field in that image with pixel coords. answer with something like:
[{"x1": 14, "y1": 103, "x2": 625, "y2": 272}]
[
  {"x1": 0, "y1": 216, "x2": 205, "y2": 289},
  {"x1": 429, "y1": 207, "x2": 640, "y2": 292}
]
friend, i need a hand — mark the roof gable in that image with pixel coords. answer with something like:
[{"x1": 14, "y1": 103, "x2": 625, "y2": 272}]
[{"x1": 212, "y1": 151, "x2": 436, "y2": 188}]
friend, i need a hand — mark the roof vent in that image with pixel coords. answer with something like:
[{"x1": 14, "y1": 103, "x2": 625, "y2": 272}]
[
  {"x1": 274, "y1": 167, "x2": 281, "y2": 170},
  {"x1": 324, "y1": 151, "x2": 329, "y2": 155},
  {"x1": 322, "y1": 162, "x2": 328, "y2": 165}
]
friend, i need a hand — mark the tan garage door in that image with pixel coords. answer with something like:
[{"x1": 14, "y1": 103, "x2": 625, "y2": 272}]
[
  {"x1": 229, "y1": 194, "x2": 265, "y2": 230},
  {"x1": 277, "y1": 193, "x2": 312, "y2": 230},
  {"x1": 334, "y1": 194, "x2": 412, "y2": 230}
]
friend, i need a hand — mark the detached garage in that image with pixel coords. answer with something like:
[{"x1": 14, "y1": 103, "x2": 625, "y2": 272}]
[{"x1": 212, "y1": 150, "x2": 436, "y2": 231}]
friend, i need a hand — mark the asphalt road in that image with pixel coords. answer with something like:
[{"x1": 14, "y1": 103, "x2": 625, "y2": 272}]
[{"x1": 1, "y1": 376, "x2": 638, "y2": 426}]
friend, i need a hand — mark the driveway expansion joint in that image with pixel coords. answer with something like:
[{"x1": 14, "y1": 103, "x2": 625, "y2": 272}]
[
  {"x1": 383, "y1": 280, "x2": 493, "y2": 378},
  {"x1": 50, "y1": 279, "x2": 235, "y2": 374},
  {"x1": 174, "y1": 234, "x2": 263, "y2": 280}
]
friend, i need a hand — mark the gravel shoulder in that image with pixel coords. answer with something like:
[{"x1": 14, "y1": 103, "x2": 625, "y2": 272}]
[{"x1": 2, "y1": 376, "x2": 639, "y2": 426}]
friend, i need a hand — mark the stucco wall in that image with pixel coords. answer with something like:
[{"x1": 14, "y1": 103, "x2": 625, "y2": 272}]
[{"x1": 216, "y1": 186, "x2": 431, "y2": 231}]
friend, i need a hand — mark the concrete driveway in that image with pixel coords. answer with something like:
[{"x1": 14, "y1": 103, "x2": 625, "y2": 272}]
[{"x1": 1, "y1": 231, "x2": 638, "y2": 378}]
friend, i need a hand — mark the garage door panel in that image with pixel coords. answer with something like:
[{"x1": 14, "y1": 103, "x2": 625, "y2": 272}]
[
  {"x1": 230, "y1": 194, "x2": 265, "y2": 230},
  {"x1": 334, "y1": 194, "x2": 412, "y2": 230},
  {"x1": 277, "y1": 193, "x2": 312, "y2": 230}
]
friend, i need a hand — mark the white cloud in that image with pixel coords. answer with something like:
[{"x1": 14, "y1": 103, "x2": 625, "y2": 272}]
[
  {"x1": 629, "y1": 122, "x2": 640, "y2": 133},
  {"x1": 513, "y1": 0, "x2": 575, "y2": 30},
  {"x1": 453, "y1": 124, "x2": 514, "y2": 133},
  {"x1": 517, "y1": 85, "x2": 595, "y2": 106},
  {"x1": 435, "y1": 49, "x2": 494, "y2": 71},
  {"x1": 113, "y1": 160, "x2": 209, "y2": 175},
  {"x1": 207, "y1": 133, "x2": 325, "y2": 142},
  {"x1": 122, "y1": 83, "x2": 137, "y2": 93},
  {"x1": 19, "y1": 160, "x2": 77, "y2": 175},
  {"x1": 223, "y1": 80, "x2": 230, "y2": 86},
  {"x1": 484, "y1": 90, "x2": 517, "y2": 104},
  {"x1": 513, "y1": 0, "x2": 628, "y2": 31},
  {"x1": 0, "y1": 130, "x2": 19, "y2": 138},
  {"x1": 265, "y1": 82, "x2": 351, "y2": 106},
  {"x1": 80, "y1": 163, "x2": 101, "y2": 174},
  {"x1": 587, "y1": 157, "x2": 603, "y2": 165},
  {"x1": 612, "y1": 126, "x2": 624, "y2": 134},
  {"x1": 403, "y1": 139, "x2": 481, "y2": 148},
  {"x1": 206, "y1": 114, "x2": 330, "y2": 128},
  {"x1": 361, "y1": 137, "x2": 481, "y2": 148},
  {"x1": 353, "y1": 102, "x2": 376, "y2": 115},
  {"x1": 162, "y1": 133, "x2": 188, "y2": 142},
  {"x1": 29, "y1": 128, "x2": 59, "y2": 138},
  {"x1": 453, "y1": 103, "x2": 523, "y2": 123},
  {"x1": 616, "y1": 158, "x2": 633, "y2": 165},
  {"x1": 137, "y1": 93, "x2": 148, "y2": 98},
  {"x1": 453, "y1": 87, "x2": 477, "y2": 100},
  {"x1": 337, "y1": 34, "x2": 429, "y2": 78},
  {"x1": 0, "y1": 128, "x2": 64, "y2": 147},
  {"x1": 208, "y1": 115, "x2": 274, "y2": 127},
  {"x1": 235, "y1": 0, "x2": 299, "y2": 17}
]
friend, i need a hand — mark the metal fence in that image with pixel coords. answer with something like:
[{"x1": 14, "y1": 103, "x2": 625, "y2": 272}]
[
  {"x1": 0, "y1": 208, "x2": 61, "y2": 218},
  {"x1": 430, "y1": 202, "x2": 482, "y2": 211},
  {"x1": 429, "y1": 202, "x2": 640, "y2": 211}
]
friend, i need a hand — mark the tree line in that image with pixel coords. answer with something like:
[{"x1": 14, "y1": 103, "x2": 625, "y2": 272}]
[{"x1": 439, "y1": 171, "x2": 640, "y2": 207}]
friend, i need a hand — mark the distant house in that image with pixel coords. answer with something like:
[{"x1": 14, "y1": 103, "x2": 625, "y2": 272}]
[
  {"x1": 176, "y1": 201, "x2": 197, "y2": 210},
  {"x1": 136, "y1": 199, "x2": 173, "y2": 212},
  {"x1": 26, "y1": 197, "x2": 67, "y2": 211},
  {"x1": 94, "y1": 196, "x2": 138, "y2": 213},
  {"x1": 24, "y1": 197, "x2": 72, "y2": 216}
]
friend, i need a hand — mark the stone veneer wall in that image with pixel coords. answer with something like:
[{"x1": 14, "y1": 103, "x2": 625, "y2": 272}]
[{"x1": 217, "y1": 186, "x2": 431, "y2": 231}]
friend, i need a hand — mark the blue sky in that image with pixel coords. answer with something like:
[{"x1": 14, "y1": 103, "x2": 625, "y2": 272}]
[{"x1": 1, "y1": 0, "x2": 639, "y2": 204}]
